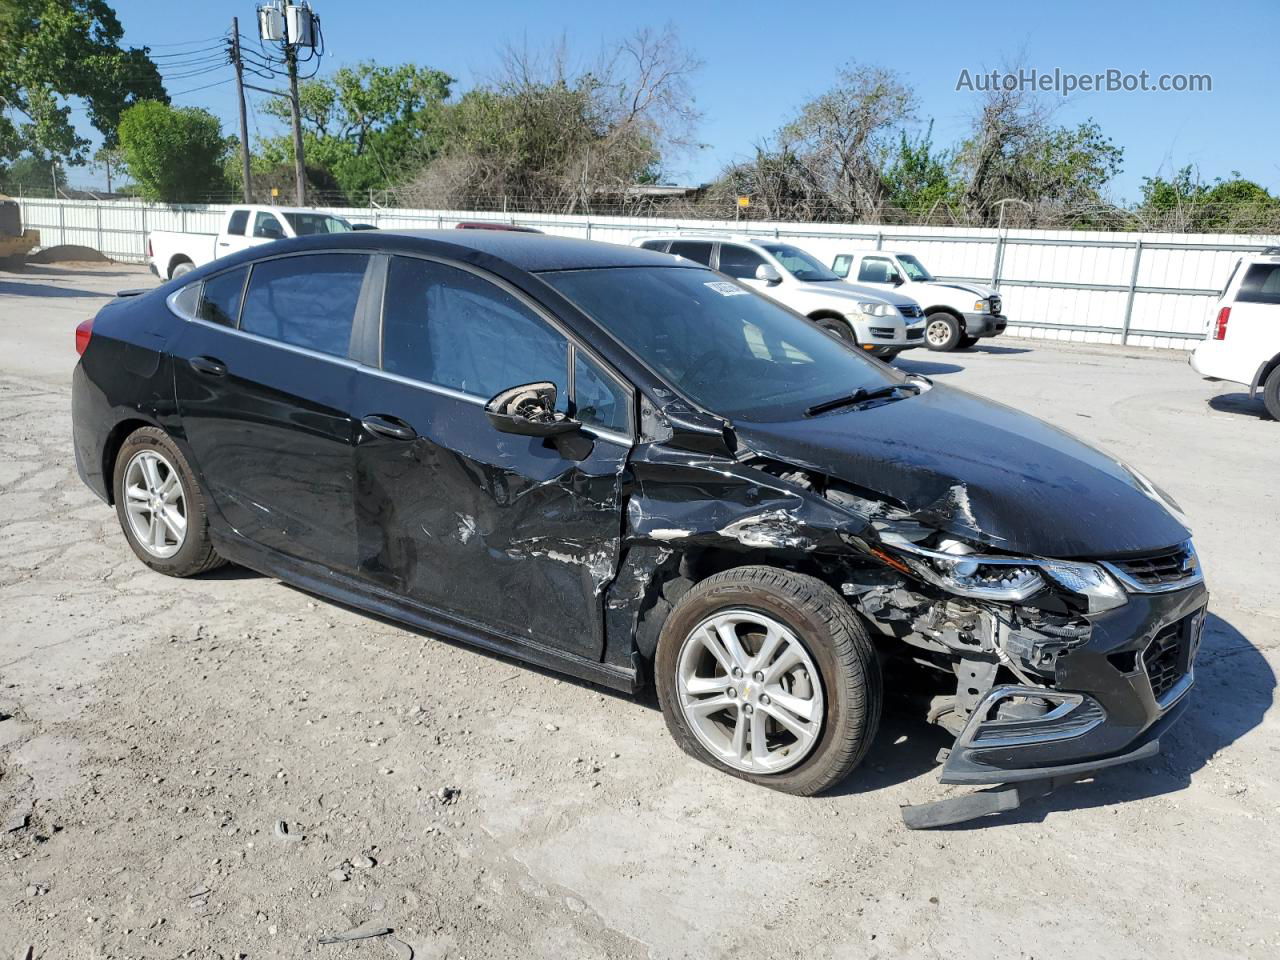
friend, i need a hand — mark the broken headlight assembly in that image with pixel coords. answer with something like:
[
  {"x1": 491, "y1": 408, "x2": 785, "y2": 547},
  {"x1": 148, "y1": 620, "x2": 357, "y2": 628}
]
[{"x1": 885, "y1": 537, "x2": 1128, "y2": 613}]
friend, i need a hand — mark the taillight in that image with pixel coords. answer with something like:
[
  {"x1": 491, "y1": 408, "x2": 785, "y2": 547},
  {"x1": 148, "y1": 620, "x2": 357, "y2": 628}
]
[
  {"x1": 1213, "y1": 306, "x2": 1230, "y2": 340},
  {"x1": 75, "y1": 318, "x2": 94, "y2": 356},
  {"x1": 146, "y1": 237, "x2": 153, "y2": 258}
]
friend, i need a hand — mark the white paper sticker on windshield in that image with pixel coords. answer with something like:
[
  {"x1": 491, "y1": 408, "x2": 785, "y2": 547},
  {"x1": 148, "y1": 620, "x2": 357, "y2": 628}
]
[{"x1": 704, "y1": 281, "x2": 748, "y2": 297}]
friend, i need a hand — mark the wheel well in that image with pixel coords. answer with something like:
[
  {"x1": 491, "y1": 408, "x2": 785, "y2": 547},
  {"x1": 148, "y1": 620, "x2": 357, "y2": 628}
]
[
  {"x1": 924, "y1": 307, "x2": 964, "y2": 334},
  {"x1": 101, "y1": 418, "x2": 151, "y2": 504},
  {"x1": 807, "y1": 310, "x2": 849, "y2": 325},
  {"x1": 1260, "y1": 354, "x2": 1280, "y2": 388},
  {"x1": 167, "y1": 254, "x2": 192, "y2": 278}
]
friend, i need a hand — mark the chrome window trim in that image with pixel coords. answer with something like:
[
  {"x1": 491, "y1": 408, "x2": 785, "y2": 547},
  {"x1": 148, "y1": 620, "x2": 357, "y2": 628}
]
[{"x1": 179, "y1": 313, "x2": 369, "y2": 372}]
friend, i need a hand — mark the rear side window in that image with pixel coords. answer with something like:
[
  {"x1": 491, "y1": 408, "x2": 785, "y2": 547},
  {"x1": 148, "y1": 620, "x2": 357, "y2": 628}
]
[
  {"x1": 239, "y1": 254, "x2": 367, "y2": 357},
  {"x1": 639, "y1": 239, "x2": 669, "y2": 252},
  {"x1": 717, "y1": 244, "x2": 766, "y2": 279},
  {"x1": 831, "y1": 255, "x2": 852, "y2": 278},
  {"x1": 226, "y1": 210, "x2": 249, "y2": 236},
  {"x1": 668, "y1": 240, "x2": 712, "y2": 265},
  {"x1": 1236, "y1": 263, "x2": 1280, "y2": 305},
  {"x1": 198, "y1": 267, "x2": 248, "y2": 327},
  {"x1": 382, "y1": 256, "x2": 568, "y2": 402}
]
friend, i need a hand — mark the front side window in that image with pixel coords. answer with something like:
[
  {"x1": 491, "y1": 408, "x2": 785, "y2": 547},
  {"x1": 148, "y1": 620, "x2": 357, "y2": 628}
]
[
  {"x1": 543, "y1": 266, "x2": 895, "y2": 422},
  {"x1": 716, "y1": 244, "x2": 767, "y2": 279},
  {"x1": 857, "y1": 257, "x2": 899, "y2": 284},
  {"x1": 1237, "y1": 263, "x2": 1280, "y2": 305},
  {"x1": 239, "y1": 253, "x2": 367, "y2": 357},
  {"x1": 758, "y1": 243, "x2": 840, "y2": 282},
  {"x1": 897, "y1": 254, "x2": 933, "y2": 281},
  {"x1": 252, "y1": 212, "x2": 285, "y2": 239},
  {"x1": 226, "y1": 210, "x2": 249, "y2": 236},
  {"x1": 283, "y1": 212, "x2": 353, "y2": 236},
  {"x1": 198, "y1": 266, "x2": 248, "y2": 327},
  {"x1": 668, "y1": 240, "x2": 713, "y2": 266},
  {"x1": 381, "y1": 256, "x2": 568, "y2": 403}
]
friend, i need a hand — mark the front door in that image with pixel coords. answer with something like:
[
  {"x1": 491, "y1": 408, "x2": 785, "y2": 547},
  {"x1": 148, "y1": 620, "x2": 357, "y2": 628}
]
[
  {"x1": 170, "y1": 252, "x2": 371, "y2": 572},
  {"x1": 855, "y1": 255, "x2": 902, "y2": 290},
  {"x1": 352, "y1": 255, "x2": 632, "y2": 659}
]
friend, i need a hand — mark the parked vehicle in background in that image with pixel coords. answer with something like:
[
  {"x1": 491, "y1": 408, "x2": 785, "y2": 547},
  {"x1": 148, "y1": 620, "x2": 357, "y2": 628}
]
[
  {"x1": 72, "y1": 230, "x2": 1206, "y2": 826},
  {"x1": 1190, "y1": 251, "x2": 1280, "y2": 420},
  {"x1": 455, "y1": 221, "x2": 544, "y2": 233},
  {"x1": 830, "y1": 250, "x2": 1007, "y2": 352},
  {"x1": 146, "y1": 205, "x2": 355, "y2": 280},
  {"x1": 634, "y1": 235, "x2": 926, "y2": 360},
  {"x1": 0, "y1": 194, "x2": 40, "y2": 265}
]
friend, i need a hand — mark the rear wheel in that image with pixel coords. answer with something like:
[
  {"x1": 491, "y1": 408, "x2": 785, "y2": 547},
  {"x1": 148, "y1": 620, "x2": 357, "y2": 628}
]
[
  {"x1": 112, "y1": 427, "x2": 224, "y2": 577},
  {"x1": 925, "y1": 312, "x2": 962, "y2": 351},
  {"x1": 655, "y1": 566, "x2": 882, "y2": 796},
  {"x1": 170, "y1": 259, "x2": 194, "y2": 279},
  {"x1": 1264, "y1": 366, "x2": 1280, "y2": 421}
]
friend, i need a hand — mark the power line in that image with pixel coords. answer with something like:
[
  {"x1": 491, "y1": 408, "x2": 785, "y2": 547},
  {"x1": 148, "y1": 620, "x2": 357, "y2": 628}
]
[{"x1": 170, "y1": 77, "x2": 235, "y2": 98}]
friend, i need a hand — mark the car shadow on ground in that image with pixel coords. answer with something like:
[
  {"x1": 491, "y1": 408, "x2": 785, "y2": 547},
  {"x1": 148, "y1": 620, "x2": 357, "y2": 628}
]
[
  {"x1": 893, "y1": 357, "x2": 966, "y2": 376},
  {"x1": 968, "y1": 345, "x2": 1033, "y2": 355},
  {"x1": 0, "y1": 279, "x2": 104, "y2": 298},
  {"x1": 929, "y1": 612, "x2": 1274, "y2": 829},
  {"x1": 1208, "y1": 392, "x2": 1274, "y2": 421}
]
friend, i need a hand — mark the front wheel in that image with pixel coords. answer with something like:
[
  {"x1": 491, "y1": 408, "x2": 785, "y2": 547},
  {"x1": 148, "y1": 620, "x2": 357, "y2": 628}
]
[
  {"x1": 815, "y1": 316, "x2": 856, "y2": 343},
  {"x1": 654, "y1": 566, "x2": 882, "y2": 796},
  {"x1": 924, "y1": 313, "x2": 962, "y2": 351},
  {"x1": 1264, "y1": 366, "x2": 1280, "y2": 421},
  {"x1": 112, "y1": 426, "x2": 225, "y2": 577}
]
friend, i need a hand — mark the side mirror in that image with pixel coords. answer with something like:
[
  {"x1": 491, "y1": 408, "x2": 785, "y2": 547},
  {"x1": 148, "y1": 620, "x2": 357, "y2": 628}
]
[
  {"x1": 484, "y1": 382, "x2": 580, "y2": 437},
  {"x1": 891, "y1": 273, "x2": 905, "y2": 286},
  {"x1": 755, "y1": 263, "x2": 782, "y2": 285}
]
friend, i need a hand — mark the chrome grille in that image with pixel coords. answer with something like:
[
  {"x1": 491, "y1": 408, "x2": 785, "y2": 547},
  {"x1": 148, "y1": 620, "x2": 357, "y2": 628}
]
[
  {"x1": 990, "y1": 296, "x2": 1002, "y2": 315},
  {"x1": 1108, "y1": 543, "x2": 1198, "y2": 589}
]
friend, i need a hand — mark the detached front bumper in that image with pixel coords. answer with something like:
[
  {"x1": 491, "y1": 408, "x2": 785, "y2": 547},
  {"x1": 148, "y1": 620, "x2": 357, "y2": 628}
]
[
  {"x1": 939, "y1": 583, "x2": 1207, "y2": 785},
  {"x1": 961, "y1": 312, "x2": 1007, "y2": 338}
]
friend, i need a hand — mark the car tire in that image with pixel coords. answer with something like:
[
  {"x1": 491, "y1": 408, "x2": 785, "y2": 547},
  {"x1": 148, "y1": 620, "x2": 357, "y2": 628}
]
[
  {"x1": 957, "y1": 335, "x2": 979, "y2": 349},
  {"x1": 654, "y1": 565, "x2": 882, "y2": 796},
  {"x1": 112, "y1": 426, "x2": 225, "y2": 577},
  {"x1": 924, "y1": 312, "x2": 963, "y2": 351},
  {"x1": 1264, "y1": 366, "x2": 1280, "y2": 421},
  {"x1": 170, "y1": 260, "x2": 194, "y2": 279},
  {"x1": 815, "y1": 316, "x2": 856, "y2": 343}
]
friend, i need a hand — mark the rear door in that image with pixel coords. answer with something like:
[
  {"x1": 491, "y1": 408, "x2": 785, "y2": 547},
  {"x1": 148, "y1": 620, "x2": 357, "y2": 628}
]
[
  {"x1": 667, "y1": 240, "x2": 713, "y2": 266},
  {"x1": 170, "y1": 251, "x2": 372, "y2": 572},
  {"x1": 715, "y1": 243, "x2": 771, "y2": 292},
  {"x1": 351, "y1": 255, "x2": 633, "y2": 659}
]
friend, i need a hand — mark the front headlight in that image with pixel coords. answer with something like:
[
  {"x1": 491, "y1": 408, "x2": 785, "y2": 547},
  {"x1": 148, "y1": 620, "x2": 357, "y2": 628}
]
[
  {"x1": 856, "y1": 302, "x2": 893, "y2": 317},
  {"x1": 882, "y1": 536, "x2": 1128, "y2": 611},
  {"x1": 973, "y1": 299, "x2": 989, "y2": 313}
]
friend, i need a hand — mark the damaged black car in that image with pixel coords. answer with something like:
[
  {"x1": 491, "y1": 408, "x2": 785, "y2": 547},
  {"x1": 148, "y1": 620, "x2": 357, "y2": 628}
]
[{"x1": 71, "y1": 231, "x2": 1207, "y2": 826}]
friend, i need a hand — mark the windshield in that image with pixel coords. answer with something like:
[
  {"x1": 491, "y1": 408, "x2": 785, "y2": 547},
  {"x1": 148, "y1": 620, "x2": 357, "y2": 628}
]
[
  {"x1": 897, "y1": 254, "x2": 934, "y2": 282},
  {"x1": 541, "y1": 266, "x2": 895, "y2": 421},
  {"x1": 758, "y1": 243, "x2": 841, "y2": 282},
  {"x1": 283, "y1": 212, "x2": 353, "y2": 236}
]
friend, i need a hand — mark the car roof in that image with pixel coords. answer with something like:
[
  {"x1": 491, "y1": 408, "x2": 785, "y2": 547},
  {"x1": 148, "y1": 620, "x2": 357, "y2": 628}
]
[{"x1": 376, "y1": 229, "x2": 684, "y2": 272}]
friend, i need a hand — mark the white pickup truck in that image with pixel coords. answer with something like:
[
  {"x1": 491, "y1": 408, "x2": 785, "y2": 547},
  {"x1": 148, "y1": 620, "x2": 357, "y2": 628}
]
[
  {"x1": 830, "y1": 250, "x2": 1008, "y2": 351},
  {"x1": 146, "y1": 205, "x2": 359, "y2": 280}
]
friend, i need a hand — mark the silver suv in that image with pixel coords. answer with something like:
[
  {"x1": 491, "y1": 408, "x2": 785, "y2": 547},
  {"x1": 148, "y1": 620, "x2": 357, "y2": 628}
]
[{"x1": 633, "y1": 235, "x2": 927, "y2": 360}]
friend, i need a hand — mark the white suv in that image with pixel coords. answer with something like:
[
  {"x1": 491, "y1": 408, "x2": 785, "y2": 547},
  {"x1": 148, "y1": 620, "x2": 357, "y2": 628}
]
[
  {"x1": 830, "y1": 250, "x2": 1007, "y2": 351},
  {"x1": 633, "y1": 235, "x2": 927, "y2": 360},
  {"x1": 1190, "y1": 250, "x2": 1280, "y2": 420}
]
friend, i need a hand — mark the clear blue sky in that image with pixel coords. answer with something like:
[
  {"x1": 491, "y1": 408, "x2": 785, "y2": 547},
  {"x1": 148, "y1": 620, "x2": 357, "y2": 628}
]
[{"x1": 83, "y1": 0, "x2": 1280, "y2": 201}]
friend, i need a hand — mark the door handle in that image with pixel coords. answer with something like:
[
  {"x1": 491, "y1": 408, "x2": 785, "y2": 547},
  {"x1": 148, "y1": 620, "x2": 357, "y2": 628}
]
[
  {"x1": 361, "y1": 414, "x2": 417, "y2": 441},
  {"x1": 217, "y1": 241, "x2": 230, "y2": 247},
  {"x1": 189, "y1": 356, "x2": 227, "y2": 377}
]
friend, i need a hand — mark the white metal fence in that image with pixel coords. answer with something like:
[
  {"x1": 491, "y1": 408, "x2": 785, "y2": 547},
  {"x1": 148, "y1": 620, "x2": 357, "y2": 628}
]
[{"x1": 16, "y1": 197, "x2": 1280, "y2": 350}]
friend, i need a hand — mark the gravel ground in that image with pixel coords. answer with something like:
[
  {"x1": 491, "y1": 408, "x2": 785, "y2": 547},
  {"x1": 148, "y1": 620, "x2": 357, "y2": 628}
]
[{"x1": 1, "y1": 263, "x2": 1277, "y2": 960}]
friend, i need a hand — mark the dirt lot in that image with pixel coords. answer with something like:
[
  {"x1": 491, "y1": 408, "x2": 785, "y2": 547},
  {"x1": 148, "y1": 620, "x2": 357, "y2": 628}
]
[{"x1": 1, "y1": 263, "x2": 1277, "y2": 960}]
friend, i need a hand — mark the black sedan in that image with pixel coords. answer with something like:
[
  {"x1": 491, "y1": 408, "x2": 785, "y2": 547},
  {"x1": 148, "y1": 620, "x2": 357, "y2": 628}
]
[{"x1": 71, "y1": 230, "x2": 1207, "y2": 824}]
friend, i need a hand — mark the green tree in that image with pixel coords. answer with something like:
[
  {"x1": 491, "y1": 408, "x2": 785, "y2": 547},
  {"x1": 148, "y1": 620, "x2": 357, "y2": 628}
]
[
  {"x1": 0, "y1": 0, "x2": 165, "y2": 166},
  {"x1": 880, "y1": 122, "x2": 956, "y2": 219},
  {"x1": 117, "y1": 101, "x2": 228, "y2": 201},
  {"x1": 1139, "y1": 167, "x2": 1280, "y2": 232},
  {"x1": 0, "y1": 152, "x2": 63, "y2": 195},
  {"x1": 258, "y1": 62, "x2": 453, "y2": 201}
]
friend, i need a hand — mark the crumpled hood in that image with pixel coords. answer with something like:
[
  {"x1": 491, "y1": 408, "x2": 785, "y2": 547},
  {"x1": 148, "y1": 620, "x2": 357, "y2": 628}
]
[{"x1": 732, "y1": 383, "x2": 1189, "y2": 559}]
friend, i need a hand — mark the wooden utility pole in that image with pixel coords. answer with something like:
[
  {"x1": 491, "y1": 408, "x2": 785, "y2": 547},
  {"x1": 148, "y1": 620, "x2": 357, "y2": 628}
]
[
  {"x1": 231, "y1": 17, "x2": 253, "y2": 202},
  {"x1": 286, "y1": 45, "x2": 306, "y2": 205}
]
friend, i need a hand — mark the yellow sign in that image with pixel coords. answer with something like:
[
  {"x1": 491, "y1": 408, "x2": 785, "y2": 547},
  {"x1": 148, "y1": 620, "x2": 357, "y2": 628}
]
[
  {"x1": 737, "y1": 196, "x2": 751, "y2": 208},
  {"x1": 271, "y1": 186, "x2": 280, "y2": 198}
]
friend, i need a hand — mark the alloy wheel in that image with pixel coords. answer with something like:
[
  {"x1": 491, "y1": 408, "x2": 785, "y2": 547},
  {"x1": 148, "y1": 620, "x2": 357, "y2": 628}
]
[
  {"x1": 675, "y1": 609, "x2": 825, "y2": 774},
  {"x1": 122, "y1": 450, "x2": 187, "y2": 559}
]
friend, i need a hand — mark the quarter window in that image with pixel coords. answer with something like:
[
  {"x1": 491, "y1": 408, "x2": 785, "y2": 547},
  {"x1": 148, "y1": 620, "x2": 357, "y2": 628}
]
[
  {"x1": 382, "y1": 256, "x2": 568, "y2": 403},
  {"x1": 1237, "y1": 263, "x2": 1280, "y2": 305},
  {"x1": 717, "y1": 244, "x2": 767, "y2": 279},
  {"x1": 831, "y1": 255, "x2": 852, "y2": 278},
  {"x1": 239, "y1": 254, "x2": 367, "y2": 357},
  {"x1": 226, "y1": 210, "x2": 249, "y2": 236},
  {"x1": 198, "y1": 267, "x2": 248, "y2": 327},
  {"x1": 573, "y1": 351, "x2": 630, "y2": 434}
]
